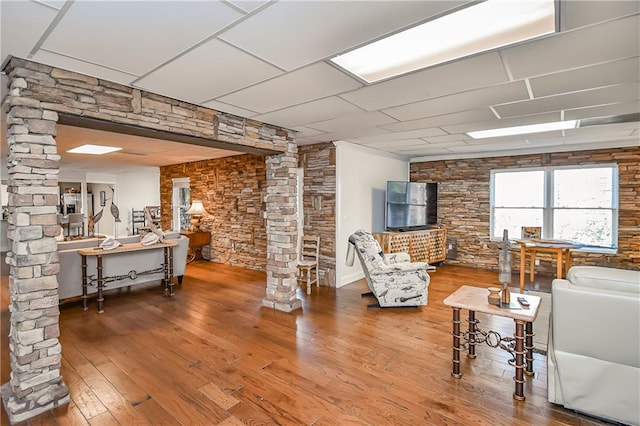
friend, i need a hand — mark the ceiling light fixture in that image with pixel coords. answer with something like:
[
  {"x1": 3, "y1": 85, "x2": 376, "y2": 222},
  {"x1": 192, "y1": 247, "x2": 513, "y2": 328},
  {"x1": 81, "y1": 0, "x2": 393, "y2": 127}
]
[
  {"x1": 467, "y1": 120, "x2": 578, "y2": 139},
  {"x1": 66, "y1": 144, "x2": 123, "y2": 155},
  {"x1": 330, "y1": 0, "x2": 556, "y2": 83}
]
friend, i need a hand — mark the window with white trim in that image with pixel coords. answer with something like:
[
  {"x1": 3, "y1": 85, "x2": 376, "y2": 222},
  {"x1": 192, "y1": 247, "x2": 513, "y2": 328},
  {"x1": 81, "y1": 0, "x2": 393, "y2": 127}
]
[
  {"x1": 490, "y1": 165, "x2": 618, "y2": 249},
  {"x1": 172, "y1": 178, "x2": 190, "y2": 232}
]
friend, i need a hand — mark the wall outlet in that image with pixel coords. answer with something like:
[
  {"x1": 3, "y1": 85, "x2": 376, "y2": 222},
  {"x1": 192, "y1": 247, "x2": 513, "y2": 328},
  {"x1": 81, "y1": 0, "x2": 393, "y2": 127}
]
[
  {"x1": 535, "y1": 259, "x2": 540, "y2": 265},
  {"x1": 230, "y1": 241, "x2": 235, "y2": 252}
]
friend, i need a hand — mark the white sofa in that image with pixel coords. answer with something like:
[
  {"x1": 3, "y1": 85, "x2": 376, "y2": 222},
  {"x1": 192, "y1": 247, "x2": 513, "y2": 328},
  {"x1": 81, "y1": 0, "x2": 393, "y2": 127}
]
[
  {"x1": 56, "y1": 232, "x2": 189, "y2": 301},
  {"x1": 548, "y1": 265, "x2": 640, "y2": 425}
]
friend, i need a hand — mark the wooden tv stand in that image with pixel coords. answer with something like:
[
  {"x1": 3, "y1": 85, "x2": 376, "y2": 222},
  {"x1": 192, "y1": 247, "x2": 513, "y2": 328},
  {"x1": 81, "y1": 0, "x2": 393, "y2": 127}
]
[{"x1": 373, "y1": 228, "x2": 447, "y2": 265}]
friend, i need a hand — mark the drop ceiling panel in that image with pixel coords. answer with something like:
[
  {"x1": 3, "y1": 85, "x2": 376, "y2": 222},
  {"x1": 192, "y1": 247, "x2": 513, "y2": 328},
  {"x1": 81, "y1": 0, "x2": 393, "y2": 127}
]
[
  {"x1": 42, "y1": 1, "x2": 243, "y2": 75},
  {"x1": 530, "y1": 57, "x2": 640, "y2": 98},
  {"x1": 562, "y1": 0, "x2": 640, "y2": 30},
  {"x1": 564, "y1": 101, "x2": 640, "y2": 120},
  {"x1": 502, "y1": 14, "x2": 640, "y2": 79},
  {"x1": 200, "y1": 100, "x2": 259, "y2": 119},
  {"x1": 134, "y1": 39, "x2": 282, "y2": 104},
  {"x1": 32, "y1": 50, "x2": 138, "y2": 86},
  {"x1": 254, "y1": 96, "x2": 363, "y2": 128},
  {"x1": 37, "y1": 1, "x2": 66, "y2": 9},
  {"x1": 494, "y1": 83, "x2": 640, "y2": 118},
  {"x1": 364, "y1": 139, "x2": 428, "y2": 150},
  {"x1": 396, "y1": 144, "x2": 434, "y2": 153},
  {"x1": 381, "y1": 109, "x2": 496, "y2": 132},
  {"x1": 463, "y1": 131, "x2": 563, "y2": 146},
  {"x1": 442, "y1": 112, "x2": 561, "y2": 134},
  {"x1": 568, "y1": 122, "x2": 639, "y2": 137},
  {"x1": 307, "y1": 111, "x2": 396, "y2": 132},
  {"x1": 423, "y1": 134, "x2": 470, "y2": 144},
  {"x1": 306, "y1": 125, "x2": 391, "y2": 143},
  {"x1": 406, "y1": 145, "x2": 460, "y2": 156},
  {"x1": 227, "y1": 0, "x2": 270, "y2": 13},
  {"x1": 217, "y1": 63, "x2": 362, "y2": 114},
  {"x1": 1, "y1": 1, "x2": 58, "y2": 60},
  {"x1": 290, "y1": 126, "x2": 329, "y2": 138},
  {"x1": 354, "y1": 128, "x2": 447, "y2": 144},
  {"x1": 446, "y1": 141, "x2": 530, "y2": 153},
  {"x1": 384, "y1": 81, "x2": 529, "y2": 122},
  {"x1": 219, "y1": 0, "x2": 467, "y2": 71},
  {"x1": 340, "y1": 52, "x2": 510, "y2": 111}
]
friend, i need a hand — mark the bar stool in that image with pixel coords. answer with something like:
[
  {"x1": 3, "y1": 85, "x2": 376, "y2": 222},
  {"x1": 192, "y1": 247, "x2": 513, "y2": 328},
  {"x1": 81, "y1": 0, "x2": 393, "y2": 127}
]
[{"x1": 67, "y1": 213, "x2": 84, "y2": 238}]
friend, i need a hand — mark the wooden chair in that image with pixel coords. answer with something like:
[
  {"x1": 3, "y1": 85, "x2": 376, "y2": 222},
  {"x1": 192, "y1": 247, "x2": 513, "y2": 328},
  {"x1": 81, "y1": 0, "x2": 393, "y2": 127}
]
[
  {"x1": 132, "y1": 209, "x2": 149, "y2": 234},
  {"x1": 297, "y1": 236, "x2": 320, "y2": 295}
]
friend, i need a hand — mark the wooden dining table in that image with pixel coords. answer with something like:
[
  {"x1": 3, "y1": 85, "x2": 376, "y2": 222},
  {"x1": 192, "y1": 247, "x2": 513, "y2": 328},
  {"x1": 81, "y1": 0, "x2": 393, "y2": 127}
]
[{"x1": 513, "y1": 239, "x2": 583, "y2": 292}]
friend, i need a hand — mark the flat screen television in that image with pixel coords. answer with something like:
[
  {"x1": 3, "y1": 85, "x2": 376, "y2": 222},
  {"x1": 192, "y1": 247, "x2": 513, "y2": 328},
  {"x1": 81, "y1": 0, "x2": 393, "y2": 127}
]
[{"x1": 385, "y1": 181, "x2": 437, "y2": 231}]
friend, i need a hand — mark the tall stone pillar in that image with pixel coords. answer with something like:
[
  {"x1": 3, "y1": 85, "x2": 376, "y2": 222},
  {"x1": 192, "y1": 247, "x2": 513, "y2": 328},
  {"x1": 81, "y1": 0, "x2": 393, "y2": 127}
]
[
  {"x1": 1, "y1": 63, "x2": 70, "y2": 423},
  {"x1": 262, "y1": 141, "x2": 301, "y2": 312}
]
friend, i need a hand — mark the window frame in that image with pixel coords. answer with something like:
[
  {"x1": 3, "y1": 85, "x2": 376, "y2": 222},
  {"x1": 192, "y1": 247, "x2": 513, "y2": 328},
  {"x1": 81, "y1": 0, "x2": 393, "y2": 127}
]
[
  {"x1": 172, "y1": 177, "x2": 191, "y2": 232},
  {"x1": 490, "y1": 163, "x2": 619, "y2": 251}
]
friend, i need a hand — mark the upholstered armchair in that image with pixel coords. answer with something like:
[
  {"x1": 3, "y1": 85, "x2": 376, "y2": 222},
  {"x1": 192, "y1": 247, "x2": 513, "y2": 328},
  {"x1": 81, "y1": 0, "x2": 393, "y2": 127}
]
[{"x1": 347, "y1": 230, "x2": 429, "y2": 307}]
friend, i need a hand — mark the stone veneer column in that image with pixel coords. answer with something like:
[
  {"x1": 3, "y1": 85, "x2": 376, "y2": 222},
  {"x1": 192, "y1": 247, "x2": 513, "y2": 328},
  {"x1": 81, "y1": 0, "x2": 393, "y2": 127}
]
[
  {"x1": 1, "y1": 68, "x2": 70, "y2": 423},
  {"x1": 262, "y1": 142, "x2": 301, "y2": 312}
]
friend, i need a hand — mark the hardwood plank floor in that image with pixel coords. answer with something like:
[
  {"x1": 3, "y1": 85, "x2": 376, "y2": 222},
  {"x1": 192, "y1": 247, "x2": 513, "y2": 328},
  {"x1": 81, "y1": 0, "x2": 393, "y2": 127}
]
[{"x1": 1, "y1": 261, "x2": 609, "y2": 425}]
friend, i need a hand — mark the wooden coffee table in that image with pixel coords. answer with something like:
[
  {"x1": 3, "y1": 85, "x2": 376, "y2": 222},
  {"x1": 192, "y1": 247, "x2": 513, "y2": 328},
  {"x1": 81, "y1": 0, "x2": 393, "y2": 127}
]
[{"x1": 443, "y1": 285, "x2": 541, "y2": 401}]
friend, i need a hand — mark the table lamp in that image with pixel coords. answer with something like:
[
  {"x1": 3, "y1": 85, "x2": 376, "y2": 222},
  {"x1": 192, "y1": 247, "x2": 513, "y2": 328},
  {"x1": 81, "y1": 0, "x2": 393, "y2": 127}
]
[{"x1": 186, "y1": 200, "x2": 208, "y2": 231}]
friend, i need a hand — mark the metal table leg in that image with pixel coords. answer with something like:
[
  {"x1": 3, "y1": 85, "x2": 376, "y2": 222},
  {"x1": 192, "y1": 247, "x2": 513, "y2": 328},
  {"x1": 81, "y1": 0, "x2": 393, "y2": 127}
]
[
  {"x1": 452, "y1": 308, "x2": 463, "y2": 378},
  {"x1": 467, "y1": 310, "x2": 477, "y2": 359},
  {"x1": 513, "y1": 319, "x2": 526, "y2": 400},
  {"x1": 525, "y1": 321, "x2": 534, "y2": 376}
]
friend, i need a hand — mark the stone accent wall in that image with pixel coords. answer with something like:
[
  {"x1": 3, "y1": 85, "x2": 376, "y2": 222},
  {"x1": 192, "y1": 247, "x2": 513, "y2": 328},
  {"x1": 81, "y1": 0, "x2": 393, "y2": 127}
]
[
  {"x1": 160, "y1": 154, "x2": 268, "y2": 271},
  {"x1": 410, "y1": 147, "x2": 640, "y2": 273},
  {"x1": 299, "y1": 143, "x2": 337, "y2": 286},
  {"x1": 2, "y1": 65, "x2": 70, "y2": 423}
]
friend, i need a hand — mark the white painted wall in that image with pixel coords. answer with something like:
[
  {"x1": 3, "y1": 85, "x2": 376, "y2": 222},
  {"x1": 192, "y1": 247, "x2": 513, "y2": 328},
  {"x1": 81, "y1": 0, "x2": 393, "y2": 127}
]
[
  {"x1": 88, "y1": 183, "x2": 115, "y2": 237},
  {"x1": 116, "y1": 169, "x2": 161, "y2": 235},
  {"x1": 60, "y1": 168, "x2": 160, "y2": 238},
  {"x1": 335, "y1": 141, "x2": 409, "y2": 288}
]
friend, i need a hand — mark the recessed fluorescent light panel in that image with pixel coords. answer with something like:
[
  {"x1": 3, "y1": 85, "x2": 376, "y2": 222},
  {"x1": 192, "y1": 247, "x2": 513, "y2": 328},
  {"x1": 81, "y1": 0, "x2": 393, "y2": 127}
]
[
  {"x1": 330, "y1": 0, "x2": 556, "y2": 83},
  {"x1": 467, "y1": 120, "x2": 578, "y2": 139},
  {"x1": 66, "y1": 144, "x2": 122, "y2": 155}
]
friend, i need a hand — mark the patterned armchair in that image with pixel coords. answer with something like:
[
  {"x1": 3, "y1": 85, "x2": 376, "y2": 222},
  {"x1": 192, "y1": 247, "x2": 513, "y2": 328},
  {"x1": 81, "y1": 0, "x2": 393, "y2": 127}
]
[{"x1": 347, "y1": 230, "x2": 430, "y2": 307}]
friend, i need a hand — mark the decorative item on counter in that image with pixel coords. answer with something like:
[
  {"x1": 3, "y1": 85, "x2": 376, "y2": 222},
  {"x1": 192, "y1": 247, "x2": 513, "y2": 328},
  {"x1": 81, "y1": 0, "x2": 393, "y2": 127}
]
[
  {"x1": 487, "y1": 287, "x2": 501, "y2": 305},
  {"x1": 141, "y1": 232, "x2": 160, "y2": 246},
  {"x1": 499, "y1": 228, "x2": 511, "y2": 305},
  {"x1": 88, "y1": 209, "x2": 103, "y2": 237},
  {"x1": 109, "y1": 187, "x2": 121, "y2": 222},
  {"x1": 99, "y1": 237, "x2": 121, "y2": 250}
]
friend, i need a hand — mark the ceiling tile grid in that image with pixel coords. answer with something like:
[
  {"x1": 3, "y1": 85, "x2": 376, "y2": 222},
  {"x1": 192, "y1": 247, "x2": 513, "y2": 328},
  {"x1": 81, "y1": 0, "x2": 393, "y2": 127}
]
[
  {"x1": 133, "y1": 39, "x2": 283, "y2": 104},
  {"x1": 41, "y1": 1, "x2": 244, "y2": 76},
  {"x1": 0, "y1": 0, "x2": 638, "y2": 171}
]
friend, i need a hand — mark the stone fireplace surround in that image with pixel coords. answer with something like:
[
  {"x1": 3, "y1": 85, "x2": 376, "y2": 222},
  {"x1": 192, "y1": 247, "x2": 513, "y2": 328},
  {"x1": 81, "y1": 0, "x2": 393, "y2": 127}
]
[{"x1": 1, "y1": 57, "x2": 301, "y2": 423}]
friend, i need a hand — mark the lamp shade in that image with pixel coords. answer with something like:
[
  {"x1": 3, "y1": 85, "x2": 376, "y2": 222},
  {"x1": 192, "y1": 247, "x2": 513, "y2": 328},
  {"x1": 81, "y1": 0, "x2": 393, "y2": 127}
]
[{"x1": 186, "y1": 200, "x2": 207, "y2": 216}]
